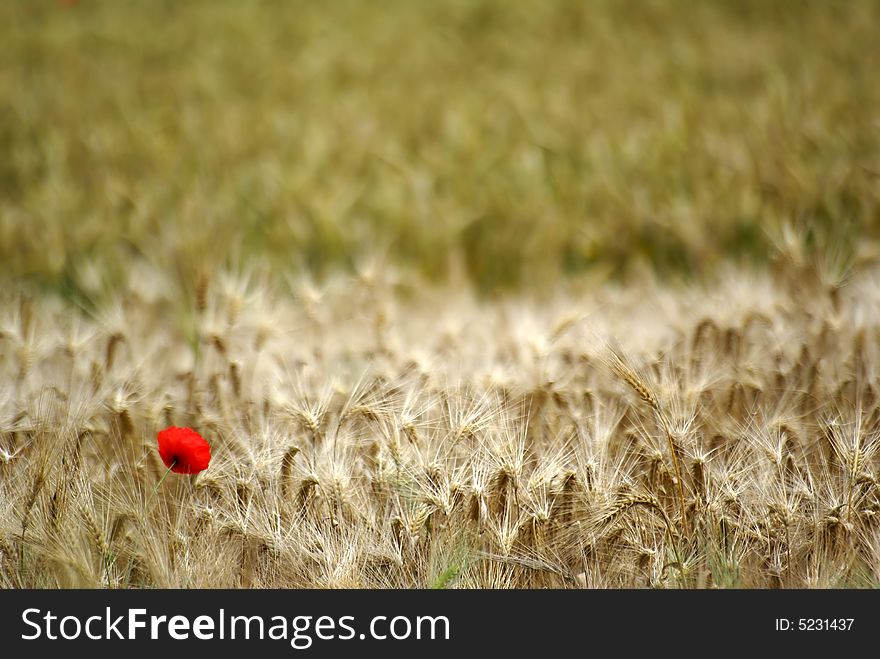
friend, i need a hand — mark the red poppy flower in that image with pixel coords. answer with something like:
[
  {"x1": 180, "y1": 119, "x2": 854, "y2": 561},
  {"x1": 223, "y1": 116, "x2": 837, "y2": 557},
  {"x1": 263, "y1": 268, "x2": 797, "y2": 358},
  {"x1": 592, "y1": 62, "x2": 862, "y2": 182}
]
[{"x1": 157, "y1": 427, "x2": 211, "y2": 474}]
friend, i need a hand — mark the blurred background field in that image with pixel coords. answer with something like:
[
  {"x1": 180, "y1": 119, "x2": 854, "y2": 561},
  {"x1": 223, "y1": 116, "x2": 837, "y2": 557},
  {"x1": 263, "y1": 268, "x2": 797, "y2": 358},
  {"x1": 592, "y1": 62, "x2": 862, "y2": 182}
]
[{"x1": 2, "y1": 0, "x2": 879, "y2": 298}]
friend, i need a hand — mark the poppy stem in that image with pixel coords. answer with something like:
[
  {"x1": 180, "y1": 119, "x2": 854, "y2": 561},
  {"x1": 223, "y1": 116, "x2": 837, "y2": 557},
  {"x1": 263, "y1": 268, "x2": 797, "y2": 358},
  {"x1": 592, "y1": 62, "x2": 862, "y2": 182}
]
[
  {"x1": 156, "y1": 460, "x2": 176, "y2": 489},
  {"x1": 147, "y1": 460, "x2": 177, "y2": 507}
]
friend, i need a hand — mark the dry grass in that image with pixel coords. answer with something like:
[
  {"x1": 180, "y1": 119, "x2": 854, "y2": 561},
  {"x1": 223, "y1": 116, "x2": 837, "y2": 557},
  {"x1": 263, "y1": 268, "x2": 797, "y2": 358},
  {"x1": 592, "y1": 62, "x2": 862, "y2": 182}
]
[{"x1": 2, "y1": 251, "x2": 880, "y2": 588}]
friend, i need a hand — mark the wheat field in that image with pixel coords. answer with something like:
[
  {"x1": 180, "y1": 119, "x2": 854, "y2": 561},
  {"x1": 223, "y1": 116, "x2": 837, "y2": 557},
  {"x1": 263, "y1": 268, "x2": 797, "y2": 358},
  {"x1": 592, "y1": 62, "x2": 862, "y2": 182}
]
[{"x1": 2, "y1": 0, "x2": 880, "y2": 588}]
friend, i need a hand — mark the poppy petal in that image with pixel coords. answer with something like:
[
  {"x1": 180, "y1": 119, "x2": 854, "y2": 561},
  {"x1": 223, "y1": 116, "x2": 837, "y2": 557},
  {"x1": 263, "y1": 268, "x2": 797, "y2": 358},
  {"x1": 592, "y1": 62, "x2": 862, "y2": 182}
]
[{"x1": 157, "y1": 426, "x2": 212, "y2": 475}]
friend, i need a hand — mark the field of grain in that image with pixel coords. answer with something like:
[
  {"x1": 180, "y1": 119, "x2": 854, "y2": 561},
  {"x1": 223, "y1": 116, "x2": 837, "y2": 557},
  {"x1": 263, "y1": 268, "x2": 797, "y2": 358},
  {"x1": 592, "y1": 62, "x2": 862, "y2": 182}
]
[{"x1": 2, "y1": 0, "x2": 880, "y2": 588}]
